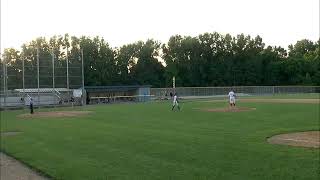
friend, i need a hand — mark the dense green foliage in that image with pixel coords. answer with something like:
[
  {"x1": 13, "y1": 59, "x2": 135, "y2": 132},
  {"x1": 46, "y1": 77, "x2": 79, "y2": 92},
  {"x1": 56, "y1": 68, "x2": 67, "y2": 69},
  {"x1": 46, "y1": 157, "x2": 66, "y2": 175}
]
[
  {"x1": 1, "y1": 98, "x2": 319, "y2": 179},
  {"x1": 1, "y1": 33, "x2": 319, "y2": 88}
]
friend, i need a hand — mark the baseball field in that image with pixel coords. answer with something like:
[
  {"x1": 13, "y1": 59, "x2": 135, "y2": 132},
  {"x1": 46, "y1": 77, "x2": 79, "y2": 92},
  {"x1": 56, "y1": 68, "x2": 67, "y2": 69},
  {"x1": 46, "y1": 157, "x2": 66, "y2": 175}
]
[{"x1": 1, "y1": 94, "x2": 319, "y2": 180}]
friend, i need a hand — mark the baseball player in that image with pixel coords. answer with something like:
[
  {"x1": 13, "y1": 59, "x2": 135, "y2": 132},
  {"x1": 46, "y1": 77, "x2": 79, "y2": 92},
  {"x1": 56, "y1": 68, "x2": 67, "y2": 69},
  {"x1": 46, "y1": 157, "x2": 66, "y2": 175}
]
[
  {"x1": 228, "y1": 90, "x2": 236, "y2": 107},
  {"x1": 172, "y1": 93, "x2": 180, "y2": 111}
]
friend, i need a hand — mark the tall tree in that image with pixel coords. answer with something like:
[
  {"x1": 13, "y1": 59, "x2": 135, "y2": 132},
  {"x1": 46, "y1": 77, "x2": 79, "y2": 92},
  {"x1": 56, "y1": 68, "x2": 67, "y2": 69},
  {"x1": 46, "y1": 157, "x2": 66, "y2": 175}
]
[{"x1": 130, "y1": 40, "x2": 165, "y2": 87}]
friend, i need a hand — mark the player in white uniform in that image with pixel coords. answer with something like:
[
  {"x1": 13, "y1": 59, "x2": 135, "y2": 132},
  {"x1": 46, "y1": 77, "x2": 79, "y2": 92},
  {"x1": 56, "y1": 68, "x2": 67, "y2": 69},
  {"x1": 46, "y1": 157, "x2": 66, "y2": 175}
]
[
  {"x1": 228, "y1": 90, "x2": 236, "y2": 107},
  {"x1": 172, "y1": 93, "x2": 180, "y2": 111}
]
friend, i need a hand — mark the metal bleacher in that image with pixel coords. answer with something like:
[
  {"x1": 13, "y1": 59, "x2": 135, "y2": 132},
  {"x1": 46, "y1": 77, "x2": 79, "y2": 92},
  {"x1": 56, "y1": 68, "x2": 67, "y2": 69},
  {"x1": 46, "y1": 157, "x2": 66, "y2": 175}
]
[{"x1": 0, "y1": 88, "x2": 72, "y2": 109}]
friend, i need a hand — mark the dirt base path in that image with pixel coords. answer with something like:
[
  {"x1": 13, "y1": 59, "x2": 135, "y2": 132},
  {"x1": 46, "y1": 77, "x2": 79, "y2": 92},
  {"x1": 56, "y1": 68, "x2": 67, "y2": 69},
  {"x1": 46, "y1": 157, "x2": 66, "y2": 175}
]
[
  {"x1": 268, "y1": 131, "x2": 320, "y2": 148},
  {"x1": 205, "y1": 98, "x2": 319, "y2": 104},
  {"x1": 17, "y1": 111, "x2": 92, "y2": 119},
  {"x1": 0, "y1": 152, "x2": 49, "y2": 180},
  {"x1": 239, "y1": 98, "x2": 319, "y2": 104},
  {"x1": 196, "y1": 107, "x2": 256, "y2": 112}
]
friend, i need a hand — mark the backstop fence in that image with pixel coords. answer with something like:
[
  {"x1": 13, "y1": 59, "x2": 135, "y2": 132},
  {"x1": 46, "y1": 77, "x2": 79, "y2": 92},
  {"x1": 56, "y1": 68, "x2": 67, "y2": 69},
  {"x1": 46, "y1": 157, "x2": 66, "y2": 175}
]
[
  {"x1": 151, "y1": 86, "x2": 320, "y2": 100},
  {"x1": 0, "y1": 48, "x2": 84, "y2": 109}
]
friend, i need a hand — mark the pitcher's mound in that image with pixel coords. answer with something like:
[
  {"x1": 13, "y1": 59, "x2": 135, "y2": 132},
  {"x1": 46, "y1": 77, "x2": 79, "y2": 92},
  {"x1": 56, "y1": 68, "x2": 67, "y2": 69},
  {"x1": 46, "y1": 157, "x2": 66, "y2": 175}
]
[
  {"x1": 199, "y1": 107, "x2": 256, "y2": 112},
  {"x1": 267, "y1": 131, "x2": 320, "y2": 148},
  {"x1": 18, "y1": 111, "x2": 92, "y2": 118}
]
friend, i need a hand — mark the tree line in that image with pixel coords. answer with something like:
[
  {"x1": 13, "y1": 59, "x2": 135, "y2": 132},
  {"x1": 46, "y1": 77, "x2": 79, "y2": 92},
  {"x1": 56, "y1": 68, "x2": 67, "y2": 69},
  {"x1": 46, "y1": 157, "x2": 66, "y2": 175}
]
[{"x1": 1, "y1": 32, "x2": 319, "y2": 89}]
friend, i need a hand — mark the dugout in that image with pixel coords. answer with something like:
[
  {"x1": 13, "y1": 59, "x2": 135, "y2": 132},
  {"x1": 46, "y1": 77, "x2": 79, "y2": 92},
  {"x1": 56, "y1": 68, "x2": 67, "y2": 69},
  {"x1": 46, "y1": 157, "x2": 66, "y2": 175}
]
[
  {"x1": 0, "y1": 88, "x2": 72, "y2": 108},
  {"x1": 84, "y1": 85, "x2": 151, "y2": 104}
]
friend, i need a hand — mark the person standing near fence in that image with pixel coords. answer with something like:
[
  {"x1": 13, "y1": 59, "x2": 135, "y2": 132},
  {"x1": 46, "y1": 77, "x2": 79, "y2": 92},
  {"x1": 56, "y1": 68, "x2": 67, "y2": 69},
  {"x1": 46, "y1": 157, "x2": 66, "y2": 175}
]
[
  {"x1": 172, "y1": 93, "x2": 180, "y2": 111},
  {"x1": 29, "y1": 97, "x2": 34, "y2": 114},
  {"x1": 228, "y1": 90, "x2": 236, "y2": 107}
]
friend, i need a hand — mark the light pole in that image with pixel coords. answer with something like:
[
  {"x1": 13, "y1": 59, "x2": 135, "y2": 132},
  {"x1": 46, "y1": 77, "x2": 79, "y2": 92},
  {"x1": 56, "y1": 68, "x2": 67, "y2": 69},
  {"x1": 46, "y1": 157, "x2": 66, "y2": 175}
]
[
  {"x1": 81, "y1": 49, "x2": 85, "y2": 106},
  {"x1": 2, "y1": 54, "x2": 7, "y2": 107},
  {"x1": 22, "y1": 54, "x2": 25, "y2": 97},
  {"x1": 37, "y1": 48, "x2": 40, "y2": 106},
  {"x1": 52, "y1": 49, "x2": 55, "y2": 91}
]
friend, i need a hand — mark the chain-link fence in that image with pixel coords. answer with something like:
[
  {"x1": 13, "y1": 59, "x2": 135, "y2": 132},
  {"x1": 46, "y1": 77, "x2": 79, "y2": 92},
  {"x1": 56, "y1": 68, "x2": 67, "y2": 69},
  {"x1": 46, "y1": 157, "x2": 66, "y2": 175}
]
[
  {"x1": 151, "y1": 86, "x2": 320, "y2": 100},
  {"x1": 0, "y1": 49, "x2": 84, "y2": 109}
]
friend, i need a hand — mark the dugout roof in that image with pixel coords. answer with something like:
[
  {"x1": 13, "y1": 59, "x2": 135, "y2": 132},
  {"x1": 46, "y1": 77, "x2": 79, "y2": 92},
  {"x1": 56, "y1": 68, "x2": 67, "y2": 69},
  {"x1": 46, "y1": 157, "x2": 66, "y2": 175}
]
[
  {"x1": 84, "y1": 85, "x2": 151, "y2": 93},
  {"x1": 14, "y1": 88, "x2": 71, "y2": 93}
]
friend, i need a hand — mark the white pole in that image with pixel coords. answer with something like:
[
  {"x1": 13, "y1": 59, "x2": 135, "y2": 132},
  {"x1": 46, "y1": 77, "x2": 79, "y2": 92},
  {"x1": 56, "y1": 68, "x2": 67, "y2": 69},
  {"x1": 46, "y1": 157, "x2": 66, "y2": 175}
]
[
  {"x1": 52, "y1": 50, "x2": 55, "y2": 90},
  {"x1": 273, "y1": 86, "x2": 275, "y2": 95},
  {"x1": 81, "y1": 49, "x2": 85, "y2": 106},
  {"x1": 66, "y1": 46, "x2": 69, "y2": 89},
  {"x1": 66, "y1": 46, "x2": 70, "y2": 104},
  {"x1": 22, "y1": 55, "x2": 25, "y2": 97},
  {"x1": 52, "y1": 50, "x2": 57, "y2": 107},
  {"x1": 3, "y1": 56, "x2": 6, "y2": 107},
  {"x1": 5, "y1": 58, "x2": 7, "y2": 107},
  {"x1": 173, "y1": 76, "x2": 175, "y2": 93}
]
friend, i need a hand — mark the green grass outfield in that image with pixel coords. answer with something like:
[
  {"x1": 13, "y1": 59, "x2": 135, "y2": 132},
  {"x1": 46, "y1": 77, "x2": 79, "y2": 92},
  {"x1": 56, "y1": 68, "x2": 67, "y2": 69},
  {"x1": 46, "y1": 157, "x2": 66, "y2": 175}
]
[{"x1": 1, "y1": 96, "x2": 319, "y2": 180}]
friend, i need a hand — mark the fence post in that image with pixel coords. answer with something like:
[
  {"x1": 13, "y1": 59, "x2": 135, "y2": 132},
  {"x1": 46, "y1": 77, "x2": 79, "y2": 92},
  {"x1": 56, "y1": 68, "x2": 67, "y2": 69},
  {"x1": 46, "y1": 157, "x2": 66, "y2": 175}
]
[
  {"x1": 272, "y1": 86, "x2": 275, "y2": 95},
  {"x1": 37, "y1": 48, "x2": 40, "y2": 107},
  {"x1": 66, "y1": 46, "x2": 70, "y2": 104},
  {"x1": 22, "y1": 55, "x2": 25, "y2": 97},
  {"x1": 81, "y1": 49, "x2": 85, "y2": 106},
  {"x1": 52, "y1": 50, "x2": 55, "y2": 91},
  {"x1": 3, "y1": 56, "x2": 7, "y2": 108}
]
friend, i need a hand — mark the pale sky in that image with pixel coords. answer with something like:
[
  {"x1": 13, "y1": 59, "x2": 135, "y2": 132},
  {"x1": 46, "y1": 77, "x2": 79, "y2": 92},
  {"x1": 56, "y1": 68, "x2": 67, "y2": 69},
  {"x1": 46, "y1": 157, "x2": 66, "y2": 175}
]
[{"x1": 1, "y1": 0, "x2": 319, "y2": 52}]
